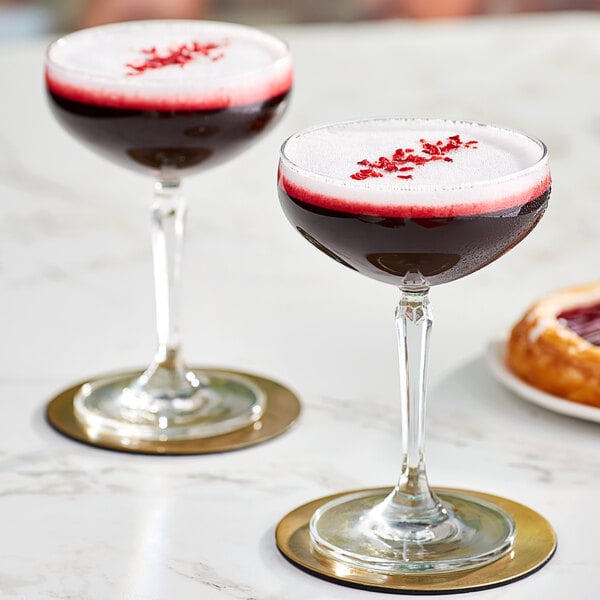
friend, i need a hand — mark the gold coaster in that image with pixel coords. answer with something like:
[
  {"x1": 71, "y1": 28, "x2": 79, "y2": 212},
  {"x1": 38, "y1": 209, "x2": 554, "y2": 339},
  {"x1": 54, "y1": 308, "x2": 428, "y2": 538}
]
[
  {"x1": 46, "y1": 368, "x2": 301, "y2": 455},
  {"x1": 276, "y1": 487, "x2": 556, "y2": 593}
]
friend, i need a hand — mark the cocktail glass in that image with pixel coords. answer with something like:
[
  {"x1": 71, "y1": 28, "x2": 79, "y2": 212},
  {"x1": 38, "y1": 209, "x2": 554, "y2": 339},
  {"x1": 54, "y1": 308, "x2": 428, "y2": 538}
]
[
  {"x1": 278, "y1": 118, "x2": 550, "y2": 573},
  {"x1": 45, "y1": 20, "x2": 292, "y2": 441}
]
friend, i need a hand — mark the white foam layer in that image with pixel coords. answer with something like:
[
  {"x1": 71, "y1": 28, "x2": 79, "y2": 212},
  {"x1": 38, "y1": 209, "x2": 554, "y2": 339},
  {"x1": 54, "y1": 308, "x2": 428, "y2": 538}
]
[
  {"x1": 280, "y1": 119, "x2": 550, "y2": 217},
  {"x1": 46, "y1": 20, "x2": 292, "y2": 109}
]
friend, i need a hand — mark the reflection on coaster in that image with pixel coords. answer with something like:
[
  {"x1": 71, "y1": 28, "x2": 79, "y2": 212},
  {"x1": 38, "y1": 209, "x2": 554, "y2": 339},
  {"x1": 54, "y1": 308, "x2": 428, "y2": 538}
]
[
  {"x1": 47, "y1": 368, "x2": 300, "y2": 455},
  {"x1": 276, "y1": 487, "x2": 556, "y2": 594}
]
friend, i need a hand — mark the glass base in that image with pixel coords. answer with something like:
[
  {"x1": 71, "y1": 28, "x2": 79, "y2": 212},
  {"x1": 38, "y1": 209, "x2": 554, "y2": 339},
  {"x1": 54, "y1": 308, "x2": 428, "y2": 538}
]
[
  {"x1": 310, "y1": 489, "x2": 516, "y2": 574},
  {"x1": 73, "y1": 369, "x2": 266, "y2": 441}
]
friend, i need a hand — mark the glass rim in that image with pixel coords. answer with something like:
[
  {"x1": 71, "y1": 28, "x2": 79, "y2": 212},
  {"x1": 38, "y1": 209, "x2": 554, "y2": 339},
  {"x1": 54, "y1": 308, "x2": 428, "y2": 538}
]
[
  {"x1": 45, "y1": 19, "x2": 292, "y2": 89},
  {"x1": 279, "y1": 117, "x2": 549, "y2": 194}
]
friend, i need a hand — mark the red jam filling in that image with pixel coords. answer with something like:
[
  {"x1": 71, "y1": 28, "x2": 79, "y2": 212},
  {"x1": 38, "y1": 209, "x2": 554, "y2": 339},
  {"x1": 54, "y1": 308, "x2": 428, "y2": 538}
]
[
  {"x1": 125, "y1": 41, "x2": 226, "y2": 75},
  {"x1": 350, "y1": 135, "x2": 478, "y2": 181},
  {"x1": 557, "y1": 302, "x2": 600, "y2": 345}
]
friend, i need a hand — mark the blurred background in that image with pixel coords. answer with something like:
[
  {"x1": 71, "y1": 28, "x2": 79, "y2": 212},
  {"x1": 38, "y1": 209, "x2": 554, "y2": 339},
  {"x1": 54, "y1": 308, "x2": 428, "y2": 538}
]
[{"x1": 0, "y1": 0, "x2": 599, "y2": 39}]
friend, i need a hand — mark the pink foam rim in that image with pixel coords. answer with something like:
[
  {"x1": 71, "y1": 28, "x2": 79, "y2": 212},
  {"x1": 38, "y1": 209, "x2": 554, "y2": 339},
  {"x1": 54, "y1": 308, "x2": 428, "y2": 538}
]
[
  {"x1": 45, "y1": 20, "x2": 293, "y2": 111},
  {"x1": 45, "y1": 69, "x2": 293, "y2": 111},
  {"x1": 279, "y1": 172, "x2": 551, "y2": 218}
]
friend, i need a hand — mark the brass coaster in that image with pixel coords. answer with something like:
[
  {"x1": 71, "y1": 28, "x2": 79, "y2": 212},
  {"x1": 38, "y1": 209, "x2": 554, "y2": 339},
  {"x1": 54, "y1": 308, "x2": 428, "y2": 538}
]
[
  {"x1": 46, "y1": 368, "x2": 301, "y2": 455},
  {"x1": 276, "y1": 487, "x2": 556, "y2": 594}
]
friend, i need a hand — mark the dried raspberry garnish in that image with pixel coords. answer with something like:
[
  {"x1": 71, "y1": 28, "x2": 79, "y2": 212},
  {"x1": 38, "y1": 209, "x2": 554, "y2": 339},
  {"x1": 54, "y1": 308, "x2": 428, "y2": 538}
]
[
  {"x1": 125, "y1": 40, "x2": 226, "y2": 75},
  {"x1": 350, "y1": 135, "x2": 478, "y2": 181}
]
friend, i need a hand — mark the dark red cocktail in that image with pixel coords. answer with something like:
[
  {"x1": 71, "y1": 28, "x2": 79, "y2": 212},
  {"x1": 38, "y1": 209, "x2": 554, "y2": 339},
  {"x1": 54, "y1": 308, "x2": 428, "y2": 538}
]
[
  {"x1": 46, "y1": 21, "x2": 291, "y2": 176},
  {"x1": 278, "y1": 190, "x2": 548, "y2": 286},
  {"x1": 279, "y1": 120, "x2": 549, "y2": 288},
  {"x1": 47, "y1": 88, "x2": 289, "y2": 174},
  {"x1": 277, "y1": 118, "x2": 550, "y2": 574},
  {"x1": 45, "y1": 20, "x2": 293, "y2": 442}
]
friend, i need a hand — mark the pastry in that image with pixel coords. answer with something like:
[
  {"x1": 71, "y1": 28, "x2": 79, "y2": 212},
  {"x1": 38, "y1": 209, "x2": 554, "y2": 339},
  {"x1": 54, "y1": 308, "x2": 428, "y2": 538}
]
[{"x1": 507, "y1": 282, "x2": 600, "y2": 407}]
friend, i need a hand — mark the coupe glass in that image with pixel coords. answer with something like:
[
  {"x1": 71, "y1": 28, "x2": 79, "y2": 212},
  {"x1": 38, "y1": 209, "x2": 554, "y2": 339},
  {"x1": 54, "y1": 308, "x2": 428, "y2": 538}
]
[
  {"x1": 277, "y1": 118, "x2": 550, "y2": 573},
  {"x1": 45, "y1": 20, "x2": 292, "y2": 441}
]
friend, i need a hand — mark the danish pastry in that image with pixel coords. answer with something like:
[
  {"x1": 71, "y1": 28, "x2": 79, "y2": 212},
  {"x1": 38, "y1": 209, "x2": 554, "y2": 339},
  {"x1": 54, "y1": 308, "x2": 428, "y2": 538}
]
[{"x1": 507, "y1": 282, "x2": 600, "y2": 407}]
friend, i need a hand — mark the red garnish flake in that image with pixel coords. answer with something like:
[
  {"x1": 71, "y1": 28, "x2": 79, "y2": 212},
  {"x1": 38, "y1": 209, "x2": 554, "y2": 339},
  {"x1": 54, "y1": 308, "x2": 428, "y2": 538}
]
[
  {"x1": 350, "y1": 168, "x2": 384, "y2": 180},
  {"x1": 350, "y1": 134, "x2": 478, "y2": 181},
  {"x1": 125, "y1": 40, "x2": 226, "y2": 75}
]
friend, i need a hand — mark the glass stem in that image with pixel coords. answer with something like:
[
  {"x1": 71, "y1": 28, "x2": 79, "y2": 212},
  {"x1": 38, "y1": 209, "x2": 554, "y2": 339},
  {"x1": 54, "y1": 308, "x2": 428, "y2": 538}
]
[
  {"x1": 374, "y1": 287, "x2": 447, "y2": 532},
  {"x1": 128, "y1": 178, "x2": 200, "y2": 402},
  {"x1": 152, "y1": 178, "x2": 185, "y2": 367}
]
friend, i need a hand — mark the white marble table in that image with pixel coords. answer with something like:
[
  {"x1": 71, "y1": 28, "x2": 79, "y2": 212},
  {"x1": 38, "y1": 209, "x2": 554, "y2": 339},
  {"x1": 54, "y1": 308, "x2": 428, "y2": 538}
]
[{"x1": 1, "y1": 12, "x2": 599, "y2": 599}]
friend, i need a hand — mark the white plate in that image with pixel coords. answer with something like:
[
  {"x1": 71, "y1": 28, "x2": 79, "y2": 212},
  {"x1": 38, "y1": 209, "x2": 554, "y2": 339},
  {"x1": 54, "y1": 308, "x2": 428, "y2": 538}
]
[{"x1": 486, "y1": 340, "x2": 600, "y2": 424}]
